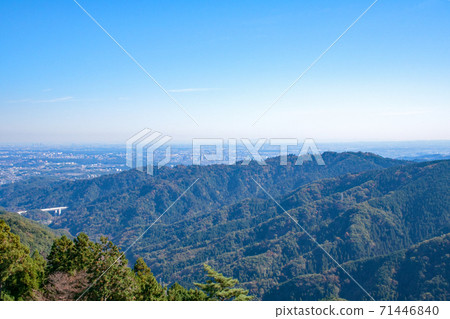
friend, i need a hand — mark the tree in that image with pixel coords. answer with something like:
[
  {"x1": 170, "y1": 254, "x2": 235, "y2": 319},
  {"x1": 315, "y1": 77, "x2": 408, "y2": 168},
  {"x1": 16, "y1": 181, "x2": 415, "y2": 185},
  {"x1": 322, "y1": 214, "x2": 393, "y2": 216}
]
[
  {"x1": 0, "y1": 220, "x2": 42, "y2": 300},
  {"x1": 195, "y1": 264, "x2": 253, "y2": 301},
  {"x1": 43, "y1": 271, "x2": 89, "y2": 301},
  {"x1": 167, "y1": 282, "x2": 207, "y2": 301},
  {"x1": 133, "y1": 257, "x2": 165, "y2": 301},
  {"x1": 72, "y1": 233, "x2": 100, "y2": 271},
  {"x1": 82, "y1": 237, "x2": 137, "y2": 301},
  {"x1": 47, "y1": 235, "x2": 75, "y2": 274},
  {"x1": 31, "y1": 250, "x2": 46, "y2": 288}
]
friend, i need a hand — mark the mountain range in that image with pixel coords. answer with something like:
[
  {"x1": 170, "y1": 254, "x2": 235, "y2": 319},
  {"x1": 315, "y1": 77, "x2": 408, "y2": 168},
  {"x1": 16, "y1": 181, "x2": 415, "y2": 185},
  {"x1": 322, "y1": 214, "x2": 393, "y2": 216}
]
[{"x1": 0, "y1": 152, "x2": 448, "y2": 300}]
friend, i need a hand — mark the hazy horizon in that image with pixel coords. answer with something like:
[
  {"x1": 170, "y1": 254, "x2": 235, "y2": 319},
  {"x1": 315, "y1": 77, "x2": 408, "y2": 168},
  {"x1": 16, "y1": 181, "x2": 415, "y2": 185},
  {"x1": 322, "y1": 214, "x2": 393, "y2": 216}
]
[
  {"x1": 2, "y1": 139, "x2": 449, "y2": 153},
  {"x1": 1, "y1": 0, "x2": 449, "y2": 144}
]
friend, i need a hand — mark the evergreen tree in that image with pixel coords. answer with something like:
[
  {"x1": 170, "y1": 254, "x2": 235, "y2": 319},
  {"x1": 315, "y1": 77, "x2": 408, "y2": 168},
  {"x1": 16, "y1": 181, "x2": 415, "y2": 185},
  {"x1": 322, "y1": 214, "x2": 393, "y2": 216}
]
[
  {"x1": 167, "y1": 282, "x2": 207, "y2": 301},
  {"x1": 47, "y1": 235, "x2": 75, "y2": 274},
  {"x1": 133, "y1": 257, "x2": 165, "y2": 301},
  {"x1": 72, "y1": 233, "x2": 100, "y2": 271},
  {"x1": 0, "y1": 220, "x2": 42, "y2": 300},
  {"x1": 31, "y1": 250, "x2": 46, "y2": 288},
  {"x1": 195, "y1": 264, "x2": 253, "y2": 301},
  {"x1": 82, "y1": 237, "x2": 137, "y2": 301}
]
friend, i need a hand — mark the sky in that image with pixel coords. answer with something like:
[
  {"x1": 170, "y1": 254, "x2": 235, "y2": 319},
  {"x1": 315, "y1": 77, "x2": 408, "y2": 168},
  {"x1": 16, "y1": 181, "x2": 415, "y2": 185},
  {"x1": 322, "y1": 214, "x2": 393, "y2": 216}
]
[{"x1": 0, "y1": 0, "x2": 449, "y2": 144}]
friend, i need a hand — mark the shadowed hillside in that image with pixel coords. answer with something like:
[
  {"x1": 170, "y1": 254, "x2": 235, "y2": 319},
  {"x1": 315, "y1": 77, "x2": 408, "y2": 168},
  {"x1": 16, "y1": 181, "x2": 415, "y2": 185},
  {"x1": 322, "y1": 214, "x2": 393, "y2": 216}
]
[{"x1": 263, "y1": 233, "x2": 450, "y2": 301}]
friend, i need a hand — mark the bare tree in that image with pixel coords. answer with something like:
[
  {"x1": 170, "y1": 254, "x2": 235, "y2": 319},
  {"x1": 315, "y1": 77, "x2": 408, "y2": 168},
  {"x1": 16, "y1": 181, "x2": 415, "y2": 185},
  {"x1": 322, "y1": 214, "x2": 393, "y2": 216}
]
[{"x1": 41, "y1": 271, "x2": 89, "y2": 301}]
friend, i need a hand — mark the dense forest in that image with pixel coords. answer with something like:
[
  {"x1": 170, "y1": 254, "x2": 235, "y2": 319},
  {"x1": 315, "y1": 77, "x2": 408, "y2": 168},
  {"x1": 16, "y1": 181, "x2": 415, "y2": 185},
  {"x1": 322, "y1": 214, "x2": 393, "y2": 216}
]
[
  {"x1": 0, "y1": 152, "x2": 404, "y2": 234},
  {"x1": 263, "y1": 233, "x2": 450, "y2": 300},
  {"x1": 0, "y1": 153, "x2": 448, "y2": 300},
  {"x1": 131, "y1": 159, "x2": 449, "y2": 299},
  {"x1": 0, "y1": 210, "x2": 69, "y2": 256},
  {"x1": 0, "y1": 221, "x2": 252, "y2": 301}
]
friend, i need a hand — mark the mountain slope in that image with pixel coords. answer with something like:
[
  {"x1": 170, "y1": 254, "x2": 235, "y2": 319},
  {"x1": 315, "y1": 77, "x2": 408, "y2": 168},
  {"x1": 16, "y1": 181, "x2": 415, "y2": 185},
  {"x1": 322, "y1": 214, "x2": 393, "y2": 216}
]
[
  {"x1": 131, "y1": 160, "x2": 449, "y2": 298},
  {"x1": 3, "y1": 153, "x2": 446, "y2": 300},
  {"x1": 263, "y1": 233, "x2": 450, "y2": 301},
  {"x1": 0, "y1": 208, "x2": 69, "y2": 256},
  {"x1": 0, "y1": 152, "x2": 403, "y2": 239}
]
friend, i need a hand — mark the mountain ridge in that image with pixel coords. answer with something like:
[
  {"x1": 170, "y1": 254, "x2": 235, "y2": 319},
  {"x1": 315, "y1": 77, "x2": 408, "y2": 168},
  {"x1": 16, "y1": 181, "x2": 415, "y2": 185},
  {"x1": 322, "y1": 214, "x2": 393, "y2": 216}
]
[{"x1": 1, "y1": 153, "x2": 448, "y2": 300}]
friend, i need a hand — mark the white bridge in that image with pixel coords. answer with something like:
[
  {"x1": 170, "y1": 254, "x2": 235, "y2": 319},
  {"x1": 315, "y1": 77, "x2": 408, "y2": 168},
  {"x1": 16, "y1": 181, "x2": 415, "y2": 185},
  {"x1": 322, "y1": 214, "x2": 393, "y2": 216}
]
[{"x1": 17, "y1": 206, "x2": 68, "y2": 216}]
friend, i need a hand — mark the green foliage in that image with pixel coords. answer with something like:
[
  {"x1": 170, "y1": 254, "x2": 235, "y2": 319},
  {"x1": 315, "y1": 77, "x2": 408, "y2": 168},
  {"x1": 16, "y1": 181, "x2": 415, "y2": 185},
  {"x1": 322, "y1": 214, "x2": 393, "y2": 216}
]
[
  {"x1": 45, "y1": 235, "x2": 242, "y2": 300},
  {"x1": 44, "y1": 233, "x2": 214, "y2": 300},
  {"x1": 22, "y1": 209, "x2": 54, "y2": 225},
  {"x1": 47, "y1": 233, "x2": 100, "y2": 275},
  {"x1": 80, "y1": 237, "x2": 137, "y2": 301},
  {"x1": 133, "y1": 257, "x2": 165, "y2": 301},
  {"x1": 46, "y1": 234, "x2": 136, "y2": 300},
  {"x1": 195, "y1": 264, "x2": 253, "y2": 301},
  {"x1": 264, "y1": 233, "x2": 450, "y2": 301},
  {"x1": 0, "y1": 152, "x2": 403, "y2": 238},
  {"x1": 167, "y1": 282, "x2": 207, "y2": 301},
  {"x1": 0, "y1": 155, "x2": 448, "y2": 301},
  {"x1": 47, "y1": 235, "x2": 75, "y2": 274},
  {"x1": 121, "y1": 160, "x2": 447, "y2": 299},
  {"x1": 31, "y1": 250, "x2": 46, "y2": 288},
  {"x1": 0, "y1": 220, "x2": 45, "y2": 300},
  {"x1": 72, "y1": 233, "x2": 100, "y2": 271},
  {"x1": 0, "y1": 209, "x2": 68, "y2": 256}
]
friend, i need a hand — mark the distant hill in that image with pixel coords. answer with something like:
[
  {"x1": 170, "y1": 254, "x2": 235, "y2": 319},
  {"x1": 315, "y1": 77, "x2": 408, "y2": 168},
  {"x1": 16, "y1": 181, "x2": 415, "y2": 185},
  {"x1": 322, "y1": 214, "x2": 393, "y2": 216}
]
[
  {"x1": 0, "y1": 152, "x2": 403, "y2": 237},
  {"x1": 263, "y1": 233, "x2": 450, "y2": 301},
  {"x1": 398, "y1": 154, "x2": 450, "y2": 162},
  {"x1": 0, "y1": 208, "x2": 69, "y2": 256}
]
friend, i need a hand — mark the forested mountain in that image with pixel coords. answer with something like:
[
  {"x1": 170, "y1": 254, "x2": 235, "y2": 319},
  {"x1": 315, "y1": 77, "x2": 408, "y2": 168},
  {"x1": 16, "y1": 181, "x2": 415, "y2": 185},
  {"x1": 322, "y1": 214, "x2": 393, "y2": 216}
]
[
  {"x1": 0, "y1": 152, "x2": 403, "y2": 238},
  {"x1": 0, "y1": 208, "x2": 69, "y2": 256},
  {"x1": 1, "y1": 153, "x2": 448, "y2": 300},
  {"x1": 126, "y1": 159, "x2": 448, "y2": 299},
  {"x1": 263, "y1": 233, "x2": 450, "y2": 301}
]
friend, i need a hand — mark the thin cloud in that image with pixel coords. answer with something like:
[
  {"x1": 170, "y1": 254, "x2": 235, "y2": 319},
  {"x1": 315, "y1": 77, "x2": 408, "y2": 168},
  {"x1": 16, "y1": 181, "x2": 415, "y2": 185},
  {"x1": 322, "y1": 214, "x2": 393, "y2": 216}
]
[
  {"x1": 379, "y1": 110, "x2": 428, "y2": 116},
  {"x1": 167, "y1": 88, "x2": 218, "y2": 93},
  {"x1": 6, "y1": 96, "x2": 74, "y2": 104},
  {"x1": 35, "y1": 96, "x2": 74, "y2": 103}
]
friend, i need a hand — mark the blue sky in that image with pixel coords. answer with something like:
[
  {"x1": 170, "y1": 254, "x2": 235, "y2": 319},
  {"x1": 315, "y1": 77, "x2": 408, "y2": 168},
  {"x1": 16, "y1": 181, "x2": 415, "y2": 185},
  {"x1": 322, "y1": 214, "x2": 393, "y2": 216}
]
[{"x1": 1, "y1": 0, "x2": 449, "y2": 143}]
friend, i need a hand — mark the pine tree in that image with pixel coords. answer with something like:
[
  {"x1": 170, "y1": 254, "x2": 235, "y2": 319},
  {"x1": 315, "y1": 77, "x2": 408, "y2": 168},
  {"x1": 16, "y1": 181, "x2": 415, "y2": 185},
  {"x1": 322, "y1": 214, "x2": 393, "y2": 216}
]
[
  {"x1": 72, "y1": 233, "x2": 100, "y2": 271},
  {"x1": 195, "y1": 264, "x2": 253, "y2": 301},
  {"x1": 82, "y1": 237, "x2": 137, "y2": 301},
  {"x1": 47, "y1": 235, "x2": 75, "y2": 274},
  {"x1": 133, "y1": 257, "x2": 165, "y2": 301},
  {"x1": 31, "y1": 250, "x2": 46, "y2": 288},
  {"x1": 0, "y1": 220, "x2": 42, "y2": 300},
  {"x1": 167, "y1": 282, "x2": 207, "y2": 301},
  {"x1": 45, "y1": 234, "x2": 95, "y2": 300}
]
